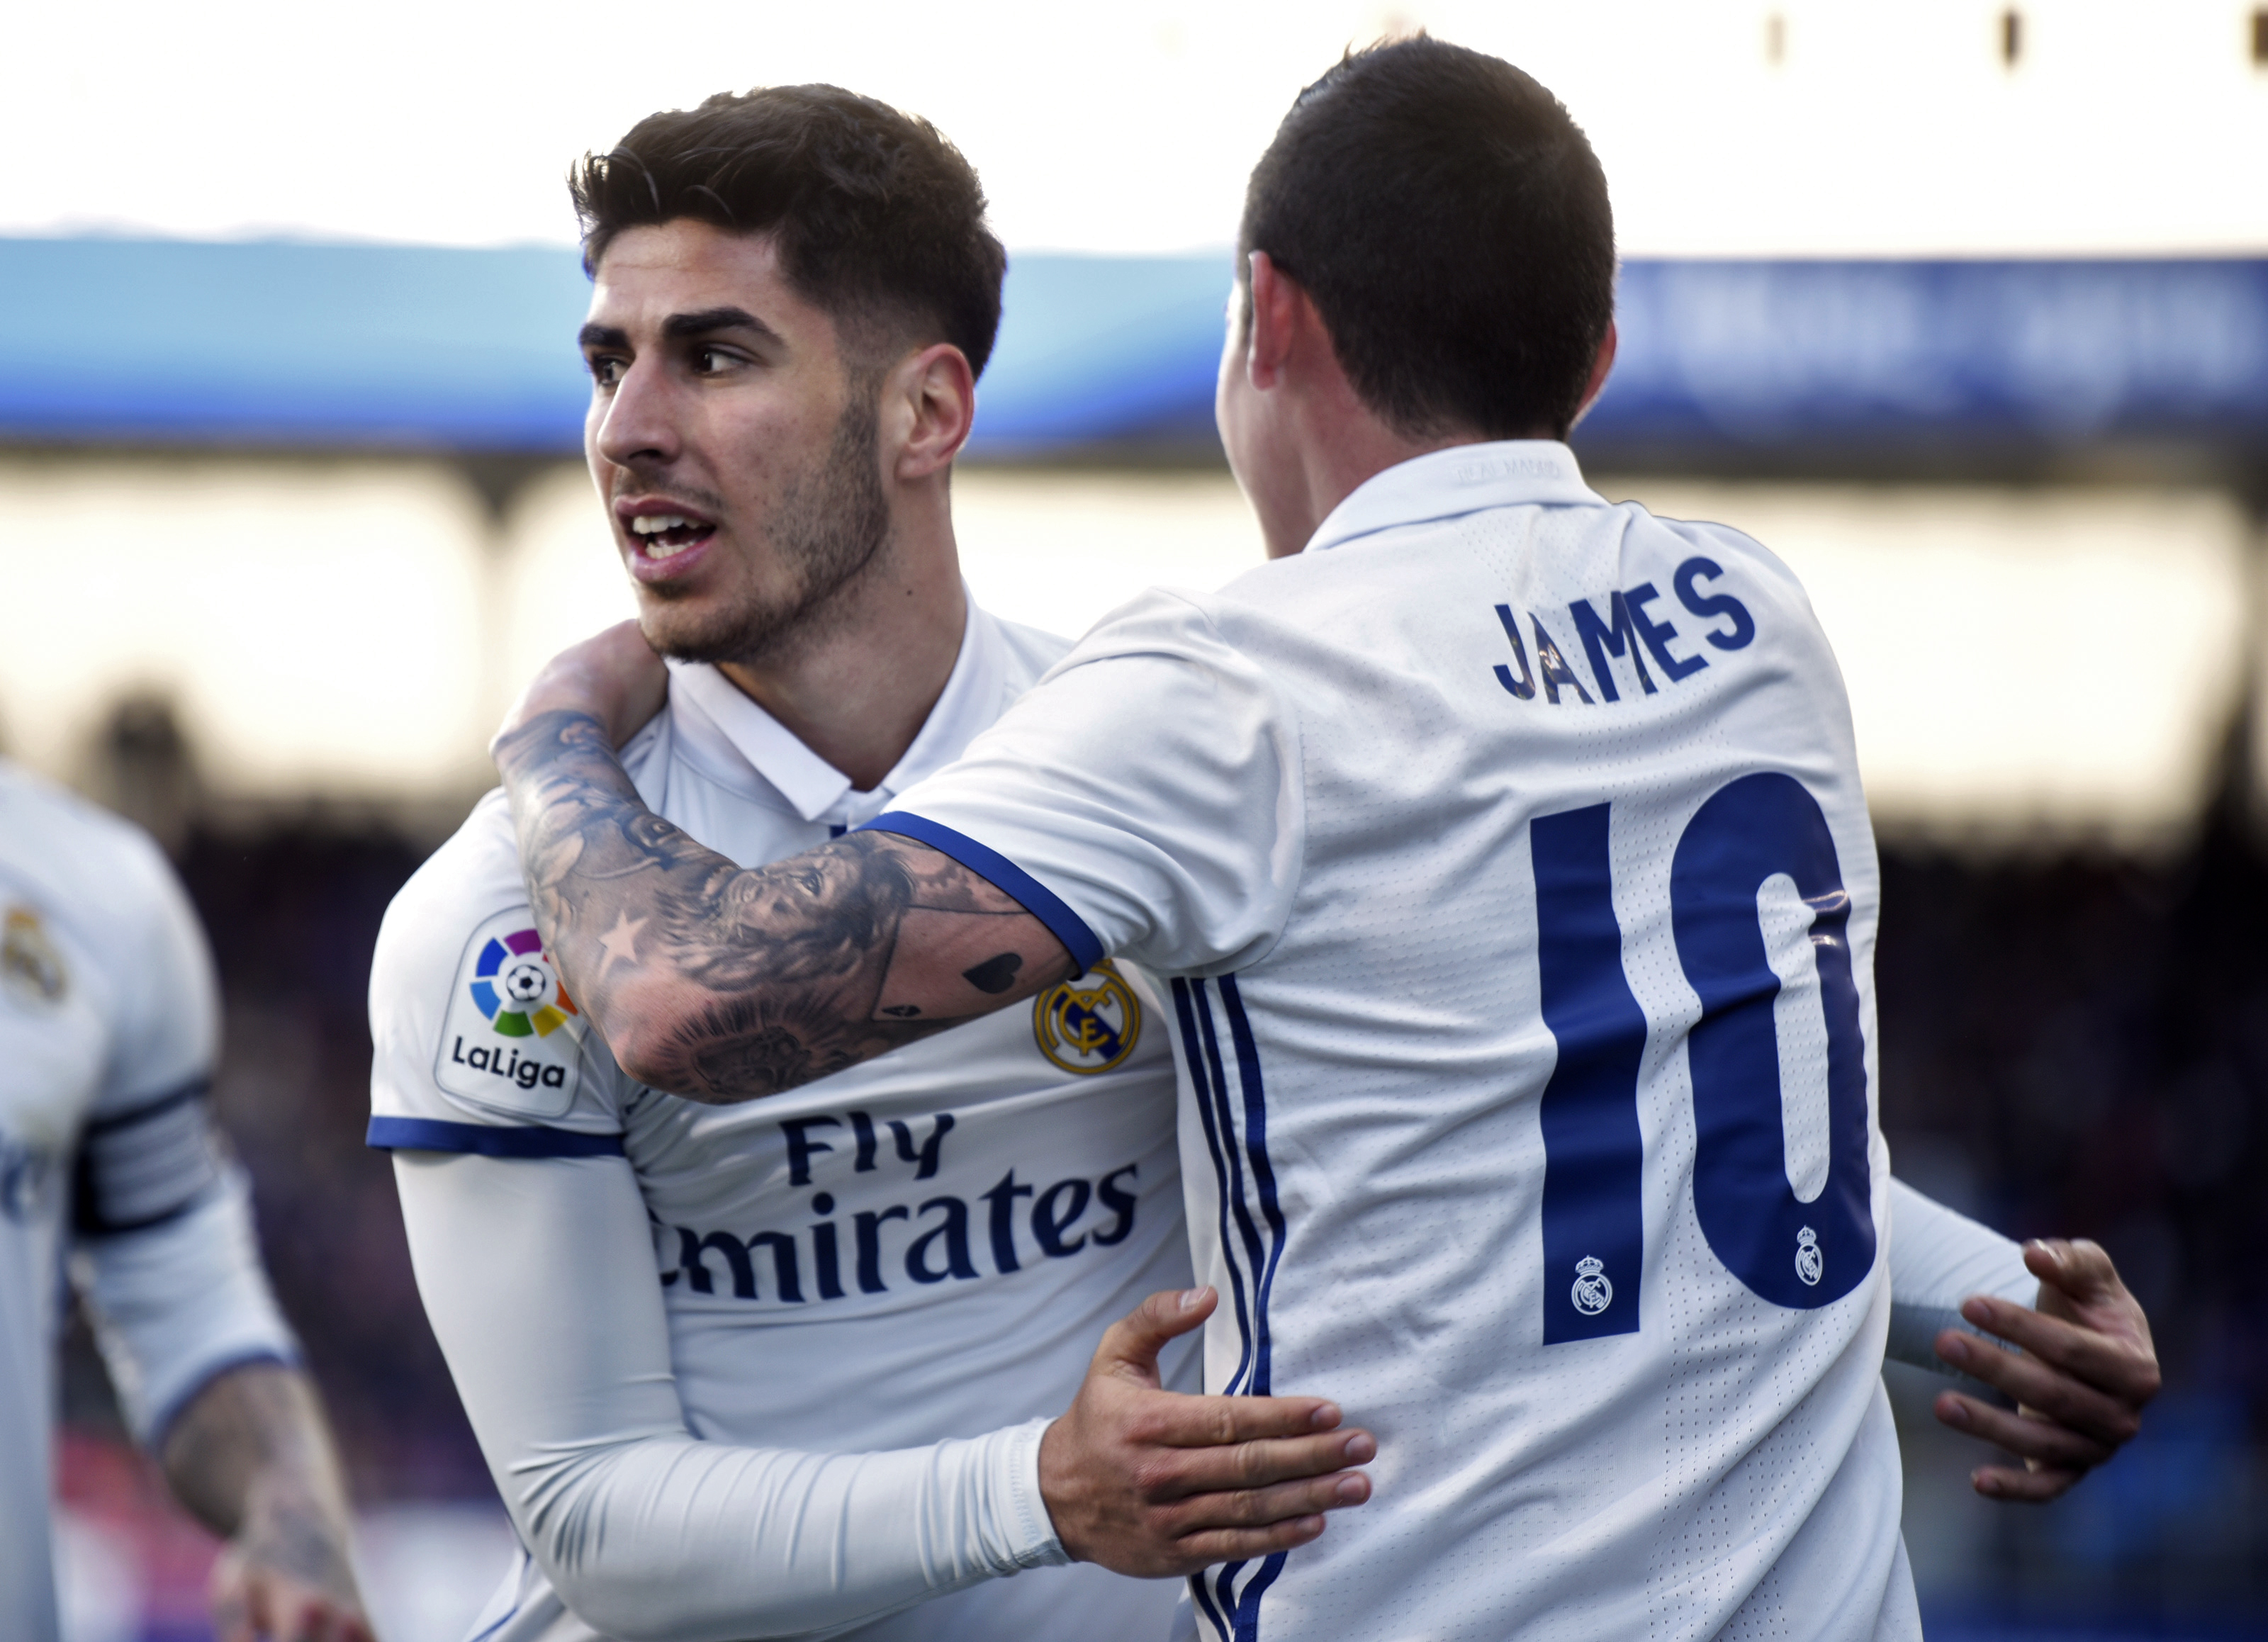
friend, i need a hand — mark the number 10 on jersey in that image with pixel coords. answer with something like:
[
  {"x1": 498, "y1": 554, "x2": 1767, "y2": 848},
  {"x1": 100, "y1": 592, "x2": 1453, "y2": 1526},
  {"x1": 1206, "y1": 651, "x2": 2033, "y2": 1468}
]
[{"x1": 1533, "y1": 772, "x2": 1875, "y2": 1344}]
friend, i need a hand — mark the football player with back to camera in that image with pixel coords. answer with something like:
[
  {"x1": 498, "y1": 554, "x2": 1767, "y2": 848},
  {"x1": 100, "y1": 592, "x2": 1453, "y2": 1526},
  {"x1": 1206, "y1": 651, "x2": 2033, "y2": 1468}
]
[
  {"x1": 1, "y1": 758, "x2": 370, "y2": 1642},
  {"x1": 487, "y1": 40, "x2": 2162, "y2": 1642},
  {"x1": 369, "y1": 86, "x2": 1379, "y2": 1642}
]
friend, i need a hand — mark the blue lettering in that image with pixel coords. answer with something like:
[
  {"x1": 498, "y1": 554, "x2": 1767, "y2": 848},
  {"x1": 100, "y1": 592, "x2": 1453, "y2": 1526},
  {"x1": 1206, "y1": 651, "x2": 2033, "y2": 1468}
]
[
  {"x1": 810, "y1": 1196, "x2": 845, "y2": 1299},
  {"x1": 850, "y1": 1110, "x2": 879, "y2": 1171},
  {"x1": 1033, "y1": 1179, "x2": 1091, "y2": 1258},
  {"x1": 887, "y1": 1113, "x2": 955, "y2": 1180},
  {"x1": 982, "y1": 1170, "x2": 1033, "y2": 1273},
  {"x1": 679, "y1": 1227, "x2": 755, "y2": 1299},
  {"x1": 781, "y1": 1117, "x2": 842, "y2": 1186},
  {"x1": 1673, "y1": 557, "x2": 1756, "y2": 651},
  {"x1": 1569, "y1": 592, "x2": 1658, "y2": 704},
  {"x1": 854, "y1": 1205, "x2": 909, "y2": 1293},
  {"x1": 1624, "y1": 583, "x2": 1707, "y2": 682},
  {"x1": 1529, "y1": 616, "x2": 1595, "y2": 705},
  {"x1": 906, "y1": 1196, "x2": 979, "y2": 1283},
  {"x1": 1493, "y1": 604, "x2": 1537, "y2": 700},
  {"x1": 747, "y1": 1232, "x2": 804, "y2": 1303},
  {"x1": 1091, "y1": 1164, "x2": 1140, "y2": 1247}
]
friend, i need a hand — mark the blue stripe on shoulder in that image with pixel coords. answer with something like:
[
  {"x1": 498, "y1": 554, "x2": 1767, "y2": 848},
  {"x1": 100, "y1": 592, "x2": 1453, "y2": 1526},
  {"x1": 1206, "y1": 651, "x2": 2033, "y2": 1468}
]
[
  {"x1": 855, "y1": 811, "x2": 1106, "y2": 973},
  {"x1": 365, "y1": 1116, "x2": 625, "y2": 1158}
]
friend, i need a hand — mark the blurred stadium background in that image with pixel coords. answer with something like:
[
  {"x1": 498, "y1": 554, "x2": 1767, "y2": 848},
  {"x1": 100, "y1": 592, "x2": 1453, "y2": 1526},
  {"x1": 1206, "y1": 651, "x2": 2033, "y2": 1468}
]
[{"x1": 7, "y1": 1, "x2": 2266, "y2": 1636}]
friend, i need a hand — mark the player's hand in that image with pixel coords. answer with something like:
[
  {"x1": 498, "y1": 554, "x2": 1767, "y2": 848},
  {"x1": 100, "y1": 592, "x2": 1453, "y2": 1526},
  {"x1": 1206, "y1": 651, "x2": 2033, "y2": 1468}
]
[
  {"x1": 1038, "y1": 1286, "x2": 1374, "y2": 1577},
  {"x1": 1930, "y1": 1238, "x2": 2160, "y2": 1503},
  {"x1": 208, "y1": 1504, "x2": 374, "y2": 1642},
  {"x1": 495, "y1": 620, "x2": 668, "y2": 753}
]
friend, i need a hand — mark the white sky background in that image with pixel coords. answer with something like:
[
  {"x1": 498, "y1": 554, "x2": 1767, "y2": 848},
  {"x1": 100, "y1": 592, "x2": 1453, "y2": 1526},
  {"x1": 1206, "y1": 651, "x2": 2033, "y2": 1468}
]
[{"x1": 8, "y1": 0, "x2": 2267, "y2": 256}]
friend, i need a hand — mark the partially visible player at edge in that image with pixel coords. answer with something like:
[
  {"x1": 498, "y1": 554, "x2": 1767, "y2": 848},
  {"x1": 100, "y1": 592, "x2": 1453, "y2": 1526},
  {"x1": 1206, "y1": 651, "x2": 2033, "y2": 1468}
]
[
  {"x1": 369, "y1": 86, "x2": 1378, "y2": 1642},
  {"x1": 1, "y1": 758, "x2": 369, "y2": 1642},
  {"x1": 490, "y1": 39, "x2": 2160, "y2": 1642}
]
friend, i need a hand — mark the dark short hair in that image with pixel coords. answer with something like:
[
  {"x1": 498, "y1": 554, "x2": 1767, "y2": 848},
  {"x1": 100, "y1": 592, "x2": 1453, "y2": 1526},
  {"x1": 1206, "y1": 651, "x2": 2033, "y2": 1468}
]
[
  {"x1": 1239, "y1": 37, "x2": 1615, "y2": 440},
  {"x1": 571, "y1": 86, "x2": 1008, "y2": 379}
]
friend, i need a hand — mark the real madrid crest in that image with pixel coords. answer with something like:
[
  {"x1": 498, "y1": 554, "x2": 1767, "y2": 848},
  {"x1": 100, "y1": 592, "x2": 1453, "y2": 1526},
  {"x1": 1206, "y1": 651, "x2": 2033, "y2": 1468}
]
[
  {"x1": 1571, "y1": 1255, "x2": 1613, "y2": 1316},
  {"x1": 1, "y1": 904, "x2": 67, "y2": 1008},
  {"x1": 1795, "y1": 1225, "x2": 1823, "y2": 1287},
  {"x1": 1033, "y1": 961, "x2": 1142, "y2": 1074}
]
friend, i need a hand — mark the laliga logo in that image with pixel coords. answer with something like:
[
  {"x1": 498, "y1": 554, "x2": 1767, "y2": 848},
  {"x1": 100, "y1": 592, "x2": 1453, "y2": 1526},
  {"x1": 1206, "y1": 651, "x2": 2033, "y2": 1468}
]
[
  {"x1": 1032, "y1": 962, "x2": 1142, "y2": 1074},
  {"x1": 469, "y1": 928, "x2": 580, "y2": 1039}
]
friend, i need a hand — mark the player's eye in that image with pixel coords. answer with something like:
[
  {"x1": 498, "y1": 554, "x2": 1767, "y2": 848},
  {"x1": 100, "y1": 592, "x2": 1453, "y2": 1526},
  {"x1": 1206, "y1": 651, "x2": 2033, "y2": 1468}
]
[
  {"x1": 694, "y1": 347, "x2": 736, "y2": 375},
  {"x1": 587, "y1": 355, "x2": 624, "y2": 388}
]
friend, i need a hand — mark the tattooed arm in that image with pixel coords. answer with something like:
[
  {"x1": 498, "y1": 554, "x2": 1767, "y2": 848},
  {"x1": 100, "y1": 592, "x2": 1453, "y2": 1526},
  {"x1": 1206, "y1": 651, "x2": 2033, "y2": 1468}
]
[
  {"x1": 493, "y1": 705, "x2": 1075, "y2": 1103},
  {"x1": 163, "y1": 1363, "x2": 372, "y2": 1642}
]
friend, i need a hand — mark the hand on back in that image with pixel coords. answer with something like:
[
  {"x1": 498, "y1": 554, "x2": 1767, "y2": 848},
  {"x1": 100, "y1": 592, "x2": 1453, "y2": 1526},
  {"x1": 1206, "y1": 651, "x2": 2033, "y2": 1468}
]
[
  {"x1": 495, "y1": 620, "x2": 669, "y2": 754},
  {"x1": 1040, "y1": 1287, "x2": 1375, "y2": 1577}
]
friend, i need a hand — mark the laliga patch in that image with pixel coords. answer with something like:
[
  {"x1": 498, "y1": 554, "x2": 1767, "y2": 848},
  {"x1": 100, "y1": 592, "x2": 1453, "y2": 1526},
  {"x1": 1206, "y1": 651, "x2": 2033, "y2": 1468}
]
[
  {"x1": 1, "y1": 904, "x2": 68, "y2": 1010},
  {"x1": 432, "y1": 909, "x2": 587, "y2": 1118}
]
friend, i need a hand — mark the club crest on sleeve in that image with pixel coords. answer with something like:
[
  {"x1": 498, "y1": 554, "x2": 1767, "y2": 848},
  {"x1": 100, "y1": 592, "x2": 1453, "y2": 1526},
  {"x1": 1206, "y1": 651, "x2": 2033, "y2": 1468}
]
[
  {"x1": 433, "y1": 909, "x2": 585, "y2": 1118},
  {"x1": 1, "y1": 905, "x2": 67, "y2": 1008},
  {"x1": 1032, "y1": 961, "x2": 1142, "y2": 1074}
]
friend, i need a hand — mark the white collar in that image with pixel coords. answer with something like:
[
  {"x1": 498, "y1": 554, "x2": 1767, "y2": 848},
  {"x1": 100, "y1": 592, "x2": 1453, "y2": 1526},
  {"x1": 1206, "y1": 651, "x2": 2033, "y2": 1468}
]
[
  {"x1": 1305, "y1": 440, "x2": 1601, "y2": 554},
  {"x1": 661, "y1": 590, "x2": 1006, "y2": 828}
]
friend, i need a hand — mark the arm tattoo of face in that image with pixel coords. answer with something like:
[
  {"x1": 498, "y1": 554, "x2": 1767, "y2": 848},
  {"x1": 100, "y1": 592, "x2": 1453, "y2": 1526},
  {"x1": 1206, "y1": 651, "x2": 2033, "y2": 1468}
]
[{"x1": 494, "y1": 709, "x2": 1077, "y2": 1102}]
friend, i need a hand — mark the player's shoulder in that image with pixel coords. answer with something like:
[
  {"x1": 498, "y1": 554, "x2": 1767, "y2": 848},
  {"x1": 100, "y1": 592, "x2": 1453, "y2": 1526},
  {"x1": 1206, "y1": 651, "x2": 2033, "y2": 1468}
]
[
  {"x1": 0, "y1": 760, "x2": 176, "y2": 918},
  {"x1": 986, "y1": 608, "x2": 1077, "y2": 687},
  {"x1": 0, "y1": 761, "x2": 199, "y2": 991},
  {"x1": 1615, "y1": 500, "x2": 1812, "y2": 609},
  {"x1": 374, "y1": 789, "x2": 526, "y2": 981},
  {"x1": 370, "y1": 790, "x2": 621, "y2": 1137}
]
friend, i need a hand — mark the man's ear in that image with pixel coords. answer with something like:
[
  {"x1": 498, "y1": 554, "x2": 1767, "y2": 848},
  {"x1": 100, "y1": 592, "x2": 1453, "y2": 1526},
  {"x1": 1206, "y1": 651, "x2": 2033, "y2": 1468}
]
[
  {"x1": 1244, "y1": 252, "x2": 1301, "y2": 392},
  {"x1": 891, "y1": 343, "x2": 977, "y2": 480},
  {"x1": 1571, "y1": 321, "x2": 1618, "y2": 427}
]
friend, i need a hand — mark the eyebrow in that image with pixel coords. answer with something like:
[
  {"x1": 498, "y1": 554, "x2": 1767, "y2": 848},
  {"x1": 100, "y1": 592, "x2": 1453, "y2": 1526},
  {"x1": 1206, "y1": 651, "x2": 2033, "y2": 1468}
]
[
  {"x1": 663, "y1": 306, "x2": 782, "y2": 343},
  {"x1": 576, "y1": 307, "x2": 784, "y2": 352}
]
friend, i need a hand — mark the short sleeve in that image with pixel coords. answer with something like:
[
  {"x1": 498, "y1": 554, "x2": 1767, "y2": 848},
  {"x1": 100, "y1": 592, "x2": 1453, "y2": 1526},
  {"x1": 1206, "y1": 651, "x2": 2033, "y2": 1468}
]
[
  {"x1": 368, "y1": 793, "x2": 628, "y2": 1157},
  {"x1": 94, "y1": 831, "x2": 219, "y2": 1116},
  {"x1": 872, "y1": 589, "x2": 1305, "y2": 978}
]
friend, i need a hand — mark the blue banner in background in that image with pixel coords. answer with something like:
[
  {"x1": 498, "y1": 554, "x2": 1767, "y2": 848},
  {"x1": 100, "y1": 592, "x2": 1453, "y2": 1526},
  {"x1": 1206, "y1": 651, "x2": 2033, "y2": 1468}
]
[{"x1": 2, "y1": 237, "x2": 2263, "y2": 454}]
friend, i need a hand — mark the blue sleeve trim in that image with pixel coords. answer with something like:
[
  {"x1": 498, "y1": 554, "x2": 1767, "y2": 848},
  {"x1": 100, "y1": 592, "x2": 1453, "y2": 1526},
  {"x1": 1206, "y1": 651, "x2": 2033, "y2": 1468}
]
[
  {"x1": 365, "y1": 1116, "x2": 626, "y2": 1159},
  {"x1": 856, "y1": 811, "x2": 1106, "y2": 974}
]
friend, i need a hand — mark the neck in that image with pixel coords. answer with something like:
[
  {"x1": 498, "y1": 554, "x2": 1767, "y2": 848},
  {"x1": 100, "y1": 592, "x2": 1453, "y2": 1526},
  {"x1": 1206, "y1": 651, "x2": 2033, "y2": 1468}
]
[
  {"x1": 717, "y1": 488, "x2": 967, "y2": 792},
  {"x1": 1259, "y1": 377, "x2": 1493, "y2": 558}
]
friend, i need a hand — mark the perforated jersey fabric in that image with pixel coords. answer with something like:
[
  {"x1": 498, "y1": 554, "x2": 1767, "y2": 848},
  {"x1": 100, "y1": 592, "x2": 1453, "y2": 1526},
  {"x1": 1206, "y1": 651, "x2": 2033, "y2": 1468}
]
[{"x1": 885, "y1": 443, "x2": 1925, "y2": 1642}]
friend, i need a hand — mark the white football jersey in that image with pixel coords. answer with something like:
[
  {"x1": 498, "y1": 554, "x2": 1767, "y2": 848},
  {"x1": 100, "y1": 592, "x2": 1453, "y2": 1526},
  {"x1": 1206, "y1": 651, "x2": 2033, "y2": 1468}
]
[
  {"x1": 0, "y1": 761, "x2": 296, "y2": 1642},
  {"x1": 370, "y1": 603, "x2": 1195, "y2": 1642},
  {"x1": 880, "y1": 444, "x2": 1914, "y2": 1642}
]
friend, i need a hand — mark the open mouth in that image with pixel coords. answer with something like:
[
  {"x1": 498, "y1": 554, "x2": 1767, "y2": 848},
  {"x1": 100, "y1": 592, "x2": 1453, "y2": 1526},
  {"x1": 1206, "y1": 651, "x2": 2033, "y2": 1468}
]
[{"x1": 627, "y1": 513, "x2": 717, "y2": 561}]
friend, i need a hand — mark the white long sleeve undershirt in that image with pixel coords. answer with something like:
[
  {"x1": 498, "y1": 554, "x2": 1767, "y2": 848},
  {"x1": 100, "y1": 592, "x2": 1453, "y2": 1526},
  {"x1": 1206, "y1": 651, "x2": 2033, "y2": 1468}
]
[
  {"x1": 397, "y1": 1149, "x2": 2034, "y2": 1641},
  {"x1": 393, "y1": 1150, "x2": 1066, "y2": 1642},
  {"x1": 1883, "y1": 1176, "x2": 2039, "y2": 1377}
]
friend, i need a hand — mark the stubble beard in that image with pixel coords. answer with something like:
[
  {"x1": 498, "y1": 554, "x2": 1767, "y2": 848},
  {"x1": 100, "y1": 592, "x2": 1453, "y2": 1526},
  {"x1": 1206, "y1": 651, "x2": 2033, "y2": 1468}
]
[{"x1": 641, "y1": 389, "x2": 894, "y2": 670}]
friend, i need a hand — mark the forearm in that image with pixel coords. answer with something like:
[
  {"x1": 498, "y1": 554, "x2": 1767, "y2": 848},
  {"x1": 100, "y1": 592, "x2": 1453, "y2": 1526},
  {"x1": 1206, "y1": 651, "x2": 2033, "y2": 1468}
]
[
  {"x1": 1885, "y1": 1176, "x2": 2037, "y2": 1374},
  {"x1": 524, "y1": 1418, "x2": 1062, "y2": 1641},
  {"x1": 396, "y1": 1149, "x2": 1064, "y2": 1641},
  {"x1": 161, "y1": 1363, "x2": 359, "y2": 1589},
  {"x1": 493, "y1": 709, "x2": 1065, "y2": 1101}
]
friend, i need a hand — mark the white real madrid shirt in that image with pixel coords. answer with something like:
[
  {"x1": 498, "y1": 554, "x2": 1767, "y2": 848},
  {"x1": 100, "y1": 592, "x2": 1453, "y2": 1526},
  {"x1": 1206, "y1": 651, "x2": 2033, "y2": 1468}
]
[
  {"x1": 0, "y1": 762, "x2": 296, "y2": 1642},
  {"x1": 874, "y1": 444, "x2": 1940, "y2": 1642},
  {"x1": 369, "y1": 600, "x2": 1194, "y2": 1642}
]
